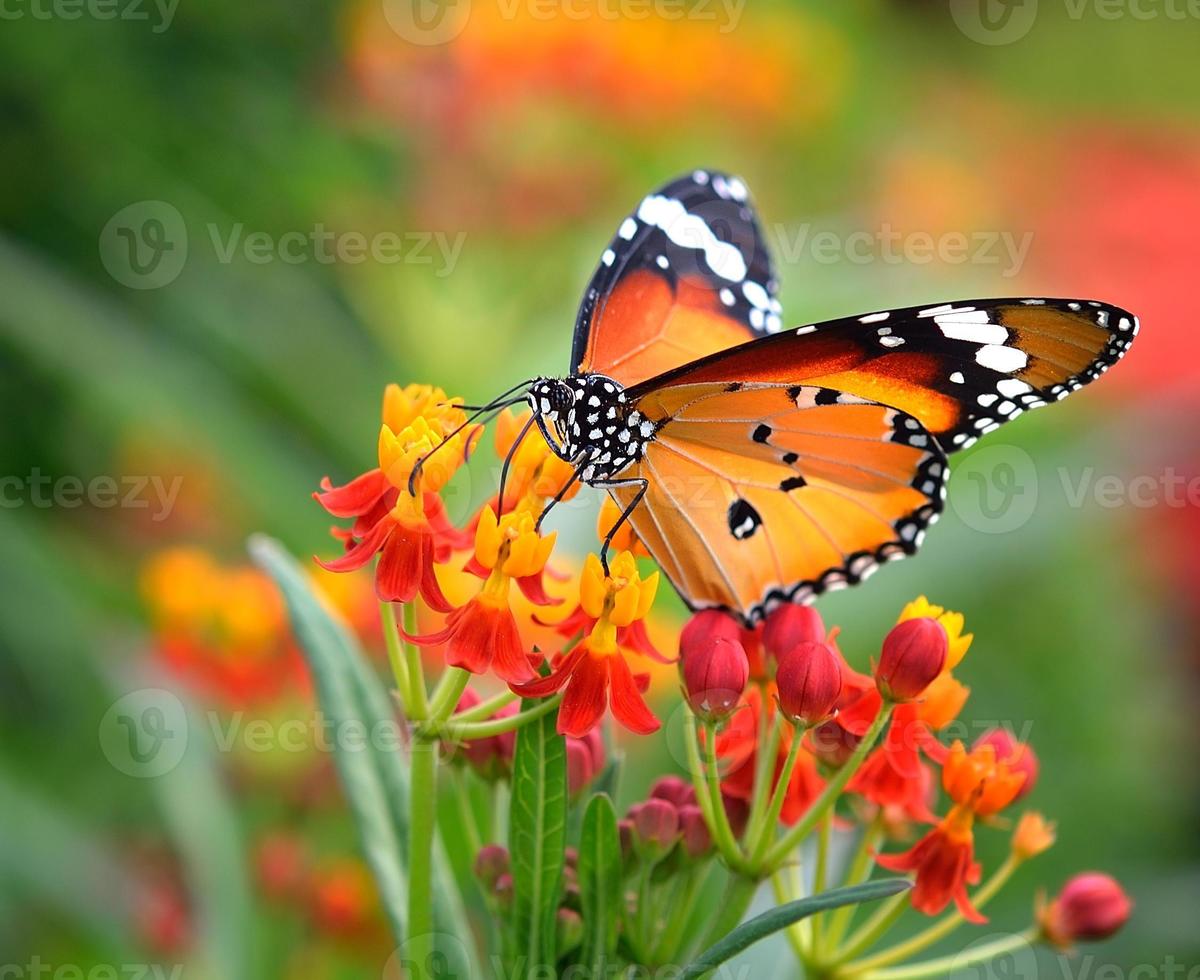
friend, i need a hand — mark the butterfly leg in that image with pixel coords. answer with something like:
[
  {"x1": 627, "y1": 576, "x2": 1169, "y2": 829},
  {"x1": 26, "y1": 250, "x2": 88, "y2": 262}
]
[
  {"x1": 591, "y1": 477, "x2": 648, "y2": 575},
  {"x1": 534, "y1": 468, "x2": 583, "y2": 533}
]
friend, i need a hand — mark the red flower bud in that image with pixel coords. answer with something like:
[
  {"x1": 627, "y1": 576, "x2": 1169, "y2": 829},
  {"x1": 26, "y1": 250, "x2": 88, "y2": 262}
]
[
  {"x1": 1040, "y1": 873, "x2": 1132, "y2": 946},
  {"x1": 649, "y1": 775, "x2": 697, "y2": 809},
  {"x1": 681, "y1": 635, "x2": 749, "y2": 722},
  {"x1": 680, "y1": 610, "x2": 742, "y2": 659},
  {"x1": 473, "y1": 845, "x2": 510, "y2": 891},
  {"x1": 254, "y1": 832, "x2": 308, "y2": 902},
  {"x1": 775, "y1": 640, "x2": 842, "y2": 729},
  {"x1": 453, "y1": 689, "x2": 517, "y2": 779},
  {"x1": 565, "y1": 729, "x2": 605, "y2": 796},
  {"x1": 721, "y1": 793, "x2": 749, "y2": 838},
  {"x1": 762, "y1": 604, "x2": 826, "y2": 663},
  {"x1": 875, "y1": 617, "x2": 948, "y2": 702},
  {"x1": 629, "y1": 798, "x2": 681, "y2": 859},
  {"x1": 678, "y1": 804, "x2": 712, "y2": 858},
  {"x1": 494, "y1": 872, "x2": 513, "y2": 908},
  {"x1": 975, "y1": 729, "x2": 1039, "y2": 800}
]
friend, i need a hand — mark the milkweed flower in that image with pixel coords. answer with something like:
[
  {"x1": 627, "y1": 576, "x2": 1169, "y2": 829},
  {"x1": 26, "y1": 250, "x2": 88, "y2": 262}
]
[
  {"x1": 975, "y1": 728, "x2": 1039, "y2": 801},
  {"x1": 681, "y1": 634, "x2": 749, "y2": 723},
  {"x1": 403, "y1": 506, "x2": 554, "y2": 684},
  {"x1": 315, "y1": 384, "x2": 476, "y2": 609},
  {"x1": 775, "y1": 639, "x2": 842, "y2": 729},
  {"x1": 1038, "y1": 873, "x2": 1132, "y2": 947},
  {"x1": 875, "y1": 617, "x2": 948, "y2": 702},
  {"x1": 877, "y1": 739, "x2": 1027, "y2": 920},
  {"x1": 513, "y1": 552, "x2": 662, "y2": 737}
]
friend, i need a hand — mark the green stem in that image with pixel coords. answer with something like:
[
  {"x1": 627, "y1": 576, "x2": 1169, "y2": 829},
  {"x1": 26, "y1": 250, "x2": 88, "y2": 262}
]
[
  {"x1": 408, "y1": 736, "x2": 438, "y2": 946},
  {"x1": 652, "y1": 865, "x2": 705, "y2": 964},
  {"x1": 844, "y1": 854, "x2": 1020, "y2": 974},
  {"x1": 697, "y1": 873, "x2": 758, "y2": 952},
  {"x1": 854, "y1": 927, "x2": 1038, "y2": 980},
  {"x1": 749, "y1": 731, "x2": 805, "y2": 863},
  {"x1": 743, "y1": 685, "x2": 782, "y2": 844},
  {"x1": 761, "y1": 702, "x2": 895, "y2": 870},
  {"x1": 824, "y1": 813, "x2": 884, "y2": 950},
  {"x1": 831, "y1": 892, "x2": 909, "y2": 965},
  {"x1": 380, "y1": 600, "x2": 411, "y2": 707},
  {"x1": 452, "y1": 769, "x2": 483, "y2": 856},
  {"x1": 771, "y1": 870, "x2": 811, "y2": 965},
  {"x1": 427, "y1": 666, "x2": 472, "y2": 724},
  {"x1": 701, "y1": 718, "x2": 748, "y2": 872},
  {"x1": 423, "y1": 694, "x2": 562, "y2": 741},
  {"x1": 453, "y1": 688, "x2": 519, "y2": 723},
  {"x1": 810, "y1": 809, "x2": 833, "y2": 960},
  {"x1": 403, "y1": 603, "x2": 428, "y2": 721}
]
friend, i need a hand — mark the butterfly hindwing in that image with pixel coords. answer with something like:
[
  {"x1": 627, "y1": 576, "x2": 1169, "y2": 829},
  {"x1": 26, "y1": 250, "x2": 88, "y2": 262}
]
[
  {"x1": 608, "y1": 382, "x2": 947, "y2": 623},
  {"x1": 625, "y1": 298, "x2": 1138, "y2": 453},
  {"x1": 571, "y1": 170, "x2": 781, "y2": 388}
]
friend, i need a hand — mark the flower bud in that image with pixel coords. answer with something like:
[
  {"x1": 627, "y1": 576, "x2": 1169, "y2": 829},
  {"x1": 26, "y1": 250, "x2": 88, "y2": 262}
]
[
  {"x1": 629, "y1": 798, "x2": 680, "y2": 861},
  {"x1": 453, "y1": 690, "x2": 517, "y2": 779},
  {"x1": 762, "y1": 604, "x2": 826, "y2": 663},
  {"x1": 254, "y1": 832, "x2": 308, "y2": 902},
  {"x1": 681, "y1": 635, "x2": 749, "y2": 722},
  {"x1": 473, "y1": 844, "x2": 510, "y2": 892},
  {"x1": 680, "y1": 610, "x2": 742, "y2": 660},
  {"x1": 565, "y1": 729, "x2": 605, "y2": 797},
  {"x1": 875, "y1": 617, "x2": 948, "y2": 702},
  {"x1": 494, "y1": 872, "x2": 513, "y2": 908},
  {"x1": 649, "y1": 775, "x2": 697, "y2": 809},
  {"x1": 556, "y1": 908, "x2": 584, "y2": 955},
  {"x1": 678, "y1": 804, "x2": 712, "y2": 859},
  {"x1": 776, "y1": 640, "x2": 842, "y2": 728},
  {"x1": 1039, "y1": 873, "x2": 1132, "y2": 947},
  {"x1": 1012, "y1": 812, "x2": 1056, "y2": 861},
  {"x1": 975, "y1": 729, "x2": 1039, "y2": 800},
  {"x1": 618, "y1": 819, "x2": 635, "y2": 861}
]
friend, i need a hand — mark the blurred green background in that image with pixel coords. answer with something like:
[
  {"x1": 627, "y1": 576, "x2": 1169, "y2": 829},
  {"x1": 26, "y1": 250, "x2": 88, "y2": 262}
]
[{"x1": 2, "y1": 0, "x2": 1198, "y2": 976}]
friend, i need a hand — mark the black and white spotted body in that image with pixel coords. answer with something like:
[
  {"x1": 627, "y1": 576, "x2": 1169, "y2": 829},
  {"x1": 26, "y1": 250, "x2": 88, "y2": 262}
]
[{"x1": 528, "y1": 375, "x2": 654, "y2": 482}]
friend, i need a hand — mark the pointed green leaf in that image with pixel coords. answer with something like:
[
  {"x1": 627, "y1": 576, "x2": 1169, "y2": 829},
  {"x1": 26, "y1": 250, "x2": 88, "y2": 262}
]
[
  {"x1": 578, "y1": 794, "x2": 622, "y2": 974},
  {"x1": 250, "y1": 535, "x2": 474, "y2": 969},
  {"x1": 509, "y1": 698, "x2": 567, "y2": 971},
  {"x1": 679, "y1": 879, "x2": 911, "y2": 980}
]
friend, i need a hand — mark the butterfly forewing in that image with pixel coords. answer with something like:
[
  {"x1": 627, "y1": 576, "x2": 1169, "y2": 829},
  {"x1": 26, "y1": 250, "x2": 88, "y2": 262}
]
[
  {"x1": 625, "y1": 298, "x2": 1137, "y2": 452},
  {"x1": 571, "y1": 169, "x2": 782, "y2": 387},
  {"x1": 609, "y1": 383, "x2": 947, "y2": 623}
]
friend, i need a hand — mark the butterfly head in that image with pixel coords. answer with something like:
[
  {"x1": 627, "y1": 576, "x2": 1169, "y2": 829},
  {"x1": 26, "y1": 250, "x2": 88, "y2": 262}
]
[{"x1": 527, "y1": 374, "x2": 648, "y2": 480}]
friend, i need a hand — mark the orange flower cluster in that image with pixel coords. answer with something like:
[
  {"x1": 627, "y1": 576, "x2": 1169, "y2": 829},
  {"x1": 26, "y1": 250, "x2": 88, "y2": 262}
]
[{"x1": 316, "y1": 386, "x2": 668, "y2": 736}]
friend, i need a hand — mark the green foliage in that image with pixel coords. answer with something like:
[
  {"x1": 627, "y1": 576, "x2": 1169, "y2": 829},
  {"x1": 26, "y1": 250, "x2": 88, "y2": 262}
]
[
  {"x1": 508, "y1": 698, "x2": 568, "y2": 972},
  {"x1": 578, "y1": 794, "x2": 622, "y2": 975}
]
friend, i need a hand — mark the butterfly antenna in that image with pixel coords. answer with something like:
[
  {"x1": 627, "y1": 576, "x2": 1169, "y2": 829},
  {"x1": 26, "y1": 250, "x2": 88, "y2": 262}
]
[
  {"x1": 497, "y1": 411, "x2": 537, "y2": 515},
  {"x1": 407, "y1": 381, "x2": 532, "y2": 496}
]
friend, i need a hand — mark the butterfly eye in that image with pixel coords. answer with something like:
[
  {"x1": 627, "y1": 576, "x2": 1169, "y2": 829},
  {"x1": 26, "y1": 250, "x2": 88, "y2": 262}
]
[{"x1": 550, "y1": 383, "x2": 575, "y2": 413}]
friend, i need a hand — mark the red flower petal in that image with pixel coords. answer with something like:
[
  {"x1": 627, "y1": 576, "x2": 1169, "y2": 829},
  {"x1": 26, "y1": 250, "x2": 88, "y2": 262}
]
[
  {"x1": 317, "y1": 515, "x2": 394, "y2": 573},
  {"x1": 314, "y1": 469, "x2": 389, "y2": 518},
  {"x1": 487, "y1": 607, "x2": 538, "y2": 685},
  {"x1": 557, "y1": 654, "x2": 610, "y2": 738},
  {"x1": 441, "y1": 601, "x2": 497, "y2": 675},
  {"x1": 619, "y1": 620, "x2": 672, "y2": 663},
  {"x1": 516, "y1": 571, "x2": 561, "y2": 608},
  {"x1": 607, "y1": 653, "x2": 660, "y2": 735},
  {"x1": 511, "y1": 644, "x2": 586, "y2": 699},
  {"x1": 375, "y1": 522, "x2": 425, "y2": 603}
]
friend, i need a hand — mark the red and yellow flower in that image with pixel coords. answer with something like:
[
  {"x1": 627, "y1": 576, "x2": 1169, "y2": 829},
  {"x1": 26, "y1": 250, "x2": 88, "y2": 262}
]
[
  {"x1": 514, "y1": 552, "x2": 662, "y2": 737},
  {"x1": 404, "y1": 505, "x2": 555, "y2": 685},
  {"x1": 877, "y1": 739, "x2": 1027, "y2": 921},
  {"x1": 315, "y1": 384, "x2": 477, "y2": 610}
]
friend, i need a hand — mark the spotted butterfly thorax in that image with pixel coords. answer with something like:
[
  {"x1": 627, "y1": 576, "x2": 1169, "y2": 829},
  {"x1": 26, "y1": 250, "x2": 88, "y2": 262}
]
[{"x1": 505, "y1": 170, "x2": 1138, "y2": 623}]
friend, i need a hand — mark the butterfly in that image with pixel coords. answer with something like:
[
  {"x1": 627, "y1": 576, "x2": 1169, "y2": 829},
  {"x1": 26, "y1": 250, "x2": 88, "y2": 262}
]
[{"x1": 456, "y1": 171, "x2": 1138, "y2": 625}]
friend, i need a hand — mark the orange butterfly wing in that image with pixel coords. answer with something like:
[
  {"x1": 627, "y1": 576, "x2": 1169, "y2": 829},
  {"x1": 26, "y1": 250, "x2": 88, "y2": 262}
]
[
  {"x1": 571, "y1": 170, "x2": 782, "y2": 388},
  {"x1": 625, "y1": 299, "x2": 1138, "y2": 453},
  {"x1": 608, "y1": 383, "x2": 947, "y2": 622}
]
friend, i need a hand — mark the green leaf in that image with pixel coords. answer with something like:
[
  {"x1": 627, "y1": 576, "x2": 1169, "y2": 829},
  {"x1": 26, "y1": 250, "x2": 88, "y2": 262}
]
[
  {"x1": 578, "y1": 794, "x2": 622, "y2": 974},
  {"x1": 679, "y1": 879, "x2": 911, "y2": 980},
  {"x1": 250, "y1": 535, "x2": 474, "y2": 970},
  {"x1": 509, "y1": 698, "x2": 568, "y2": 972}
]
